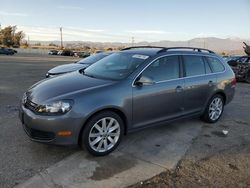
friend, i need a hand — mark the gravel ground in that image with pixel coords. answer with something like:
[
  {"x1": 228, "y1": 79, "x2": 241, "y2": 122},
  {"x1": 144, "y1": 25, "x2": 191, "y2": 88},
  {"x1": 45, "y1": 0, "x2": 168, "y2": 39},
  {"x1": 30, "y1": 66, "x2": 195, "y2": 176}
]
[{"x1": 129, "y1": 83, "x2": 250, "y2": 188}]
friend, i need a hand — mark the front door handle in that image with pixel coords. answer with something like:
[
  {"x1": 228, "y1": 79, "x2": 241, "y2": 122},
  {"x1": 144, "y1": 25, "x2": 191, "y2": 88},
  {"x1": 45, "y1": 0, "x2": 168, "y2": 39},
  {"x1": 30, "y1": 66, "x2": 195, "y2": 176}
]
[
  {"x1": 176, "y1": 85, "x2": 183, "y2": 93},
  {"x1": 208, "y1": 80, "x2": 214, "y2": 87}
]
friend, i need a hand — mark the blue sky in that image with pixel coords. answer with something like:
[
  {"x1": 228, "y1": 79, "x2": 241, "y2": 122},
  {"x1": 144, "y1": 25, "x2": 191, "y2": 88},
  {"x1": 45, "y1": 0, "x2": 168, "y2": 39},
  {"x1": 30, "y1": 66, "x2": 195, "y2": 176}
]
[{"x1": 0, "y1": 0, "x2": 249, "y2": 42}]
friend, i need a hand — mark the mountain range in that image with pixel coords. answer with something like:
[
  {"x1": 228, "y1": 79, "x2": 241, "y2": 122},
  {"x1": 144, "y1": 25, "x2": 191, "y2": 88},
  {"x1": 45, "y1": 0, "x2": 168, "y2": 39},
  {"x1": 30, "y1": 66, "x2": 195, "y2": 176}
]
[{"x1": 31, "y1": 37, "x2": 250, "y2": 54}]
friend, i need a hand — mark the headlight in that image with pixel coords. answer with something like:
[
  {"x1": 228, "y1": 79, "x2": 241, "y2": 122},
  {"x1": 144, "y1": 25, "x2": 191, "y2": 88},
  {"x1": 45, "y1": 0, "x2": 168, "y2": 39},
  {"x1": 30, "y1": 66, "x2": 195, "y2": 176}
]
[
  {"x1": 22, "y1": 92, "x2": 27, "y2": 104},
  {"x1": 36, "y1": 100, "x2": 73, "y2": 115}
]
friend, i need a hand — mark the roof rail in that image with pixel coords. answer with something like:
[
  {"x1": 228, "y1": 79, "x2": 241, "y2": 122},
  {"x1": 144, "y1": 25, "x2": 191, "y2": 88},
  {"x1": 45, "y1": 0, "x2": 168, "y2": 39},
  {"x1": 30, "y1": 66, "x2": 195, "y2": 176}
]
[
  {"x1": 157, "y1": 47, "x2": 215, "y2": 54},
  {"x1": 121, "y1": 46, "x2": 164, "y2": 51}
]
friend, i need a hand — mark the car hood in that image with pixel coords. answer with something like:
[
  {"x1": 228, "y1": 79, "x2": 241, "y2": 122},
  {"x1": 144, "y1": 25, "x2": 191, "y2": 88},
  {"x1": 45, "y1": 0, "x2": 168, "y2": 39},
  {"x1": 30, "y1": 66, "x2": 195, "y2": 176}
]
[
  {"x1": 48, "y1": 63, "x2": 90, "y2": 74},
  {"x1": 27, "y1": 71, "x2": 115, "y2": 104}
]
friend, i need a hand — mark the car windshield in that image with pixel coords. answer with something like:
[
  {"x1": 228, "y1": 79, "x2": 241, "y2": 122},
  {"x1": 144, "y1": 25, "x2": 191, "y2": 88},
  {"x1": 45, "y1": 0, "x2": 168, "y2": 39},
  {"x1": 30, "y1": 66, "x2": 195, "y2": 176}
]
[
  {"x1": 83, "y1": 52, "x2": 149, "y2": 80},
  {"x1": 77, "y1": 53, "x2": 108, "y2": 64}
]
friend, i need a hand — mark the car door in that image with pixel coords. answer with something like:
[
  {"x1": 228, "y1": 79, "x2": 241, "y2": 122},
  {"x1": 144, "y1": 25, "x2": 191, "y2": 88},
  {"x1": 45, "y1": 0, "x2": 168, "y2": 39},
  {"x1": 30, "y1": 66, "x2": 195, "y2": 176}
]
[
  {"x1": 132, "y1": 55, "x2": 185, "y2": 128},
  {"x1": 182, "y1": 55, "x2": 216, "y2": 115}
]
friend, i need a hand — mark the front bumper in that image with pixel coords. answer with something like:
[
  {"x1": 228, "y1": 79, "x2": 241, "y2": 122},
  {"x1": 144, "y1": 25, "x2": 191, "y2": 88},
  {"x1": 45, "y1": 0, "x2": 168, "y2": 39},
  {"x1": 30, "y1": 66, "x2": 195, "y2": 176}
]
[{"x1": 19, "y1": 104, "x2": 83, "y2": 146}]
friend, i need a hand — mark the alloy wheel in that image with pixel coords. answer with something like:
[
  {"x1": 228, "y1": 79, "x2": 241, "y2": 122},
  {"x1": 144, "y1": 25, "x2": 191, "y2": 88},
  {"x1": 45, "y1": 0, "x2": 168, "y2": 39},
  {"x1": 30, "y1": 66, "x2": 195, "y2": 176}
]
[
  {"x1": 208, "y1": 97, "x2": 223, "y2": 121},
  {"x1": 88, "y1": 117, "x2": 120, "y2": 153}
]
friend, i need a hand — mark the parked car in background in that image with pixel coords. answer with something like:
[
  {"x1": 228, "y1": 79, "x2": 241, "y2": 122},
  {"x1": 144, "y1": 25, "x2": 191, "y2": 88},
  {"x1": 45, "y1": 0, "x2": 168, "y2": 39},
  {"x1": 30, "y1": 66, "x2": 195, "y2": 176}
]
[
  {"x1": 57, "y1": 50, "x2": 63, "y2": 55},
  {"x1": 222, "y1": 55, "x2": 230, "y2": 62},
  {"x1": 7, "y1": 48, "x2": 17, "y2": 54},
  {"x1": 48, "y1": 50, "x2": 58, "y2": 55},
  {"x1": 0, "y1": 47, "x2": 15, "y2": 55},
  {"x1": 46, "y1": 52, "x2": 112, "y2": 77},
  {"x1": 20, "y1": 46, "x2": 235, "y2": 156},
  {"x1": 60, "y1": 50, "x2": 74, "y2": 56},
  {"x1": 74, "y1": 51, "x2": 91, "y2": 58},
  {"x1": 227, "y1": 56, "x2": 250, "y2": 83}
]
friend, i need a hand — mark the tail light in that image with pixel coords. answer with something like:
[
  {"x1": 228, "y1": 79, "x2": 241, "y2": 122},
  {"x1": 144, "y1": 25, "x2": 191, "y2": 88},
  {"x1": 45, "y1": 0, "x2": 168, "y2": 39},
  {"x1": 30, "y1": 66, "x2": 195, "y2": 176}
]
[{"x1": 231, "y1": 77, "x2": 236, "y2": 87}]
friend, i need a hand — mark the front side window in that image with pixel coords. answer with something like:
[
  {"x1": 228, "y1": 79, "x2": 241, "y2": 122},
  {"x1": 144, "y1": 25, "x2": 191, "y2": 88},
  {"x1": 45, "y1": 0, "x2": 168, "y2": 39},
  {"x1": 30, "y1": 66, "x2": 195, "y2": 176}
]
[
  {"x1": 84, "y1": 52, "x2": 148, "y2": 80},
  {"x1": 141, "y1": 55, "x2": 179, "y2": 82},
  {"x1": 183, "y1": 55, "x2": 206, "y2": 77},
  {"x1": 206, "y1": 57, "x2": 225, "y2": 72}
]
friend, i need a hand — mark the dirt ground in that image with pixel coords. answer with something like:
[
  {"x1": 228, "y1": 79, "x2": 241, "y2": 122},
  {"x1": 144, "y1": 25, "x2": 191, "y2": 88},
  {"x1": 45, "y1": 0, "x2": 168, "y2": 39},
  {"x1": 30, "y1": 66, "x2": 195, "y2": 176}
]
[{"x1": 129, "y1": 83, "x2": 250, "y2": 188}]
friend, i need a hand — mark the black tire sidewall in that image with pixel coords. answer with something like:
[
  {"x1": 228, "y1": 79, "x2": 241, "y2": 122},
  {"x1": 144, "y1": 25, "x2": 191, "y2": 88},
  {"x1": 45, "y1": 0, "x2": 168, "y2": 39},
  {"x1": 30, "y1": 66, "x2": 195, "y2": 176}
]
[
  {"x1": 81, "y1": 111, "x2": 124, "y2": 156},
  {"x1": 203, "y1": 94, "x2": 224, "y2": 123}
]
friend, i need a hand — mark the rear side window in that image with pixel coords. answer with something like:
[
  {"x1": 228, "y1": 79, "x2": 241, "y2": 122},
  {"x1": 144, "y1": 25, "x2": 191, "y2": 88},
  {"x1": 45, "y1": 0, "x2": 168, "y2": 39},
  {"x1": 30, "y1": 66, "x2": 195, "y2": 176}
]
[
  {"x1": 183, "y1": 55, "x2": 205, "y2": 76},
  {"x1": 206, "y1": 57, "x2": 225, "y2": 72},
  {"x1": 205, "y1": 61, "x2": 212, "y2": 74}
]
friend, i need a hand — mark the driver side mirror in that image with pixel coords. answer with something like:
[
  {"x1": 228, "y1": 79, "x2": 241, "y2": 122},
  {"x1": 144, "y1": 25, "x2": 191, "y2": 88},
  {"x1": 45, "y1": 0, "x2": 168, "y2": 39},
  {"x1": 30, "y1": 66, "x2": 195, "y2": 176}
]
[{"x1": 134, "y1": 76, "x2": 155, "y2": 86}]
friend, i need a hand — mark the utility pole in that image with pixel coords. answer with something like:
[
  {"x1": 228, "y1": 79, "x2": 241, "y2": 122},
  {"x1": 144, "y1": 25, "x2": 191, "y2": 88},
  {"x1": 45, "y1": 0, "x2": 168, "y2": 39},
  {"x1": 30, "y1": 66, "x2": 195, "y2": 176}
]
[
  {"x1": 131, "y1": 37, "x2": 135, "y2": 46},
  {"x1": 60, "y1": 27, "x2": 63, "y2": 49}
]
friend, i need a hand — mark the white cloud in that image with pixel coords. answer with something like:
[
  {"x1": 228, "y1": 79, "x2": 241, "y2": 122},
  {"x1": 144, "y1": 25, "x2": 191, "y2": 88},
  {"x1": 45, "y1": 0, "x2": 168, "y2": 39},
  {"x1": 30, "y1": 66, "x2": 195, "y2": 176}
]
[
  {"x1": 15, "y1": 25, "x2": 118, "y2": 42},
  {"x1": 57, "y1": 6, "x2": 84, "y2": 11},
  {"x1": 10, "y1": 25, "x2": 237, "y2": 43},
  {"x1": 14, "y1": 25, "x2": 187, "y2": 42},
  {"x1": 85, "y1": 29, "x2": 105, "y2": 33},
  {"x1": 126, "y1": 30, "x2": 169, "y2": 34},
  {"x1": 0, "y1": 11, "x2": 28, "y2": 17}
]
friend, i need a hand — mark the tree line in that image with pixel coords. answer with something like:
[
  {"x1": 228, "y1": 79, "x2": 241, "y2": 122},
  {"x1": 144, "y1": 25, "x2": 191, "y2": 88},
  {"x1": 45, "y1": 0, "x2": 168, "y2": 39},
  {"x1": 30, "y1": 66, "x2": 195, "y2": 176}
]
[{"x1": 0, "y1": 26, "x2": 25, "y2": 47}]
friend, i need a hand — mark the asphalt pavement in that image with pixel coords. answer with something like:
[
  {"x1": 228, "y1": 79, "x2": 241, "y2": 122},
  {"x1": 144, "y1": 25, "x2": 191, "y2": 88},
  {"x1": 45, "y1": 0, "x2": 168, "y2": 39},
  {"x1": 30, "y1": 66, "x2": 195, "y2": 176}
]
[
  {"x1": 0, "y1": 54, "x2": 80, "y2": 188},
  {"x1": 0, "y1": 53, "x2": 201, "y2": 188}
]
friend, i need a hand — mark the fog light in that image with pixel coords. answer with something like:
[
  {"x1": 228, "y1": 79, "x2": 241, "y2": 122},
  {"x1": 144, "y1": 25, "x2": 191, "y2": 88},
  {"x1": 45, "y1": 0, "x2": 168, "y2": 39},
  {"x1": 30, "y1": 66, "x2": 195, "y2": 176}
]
[{"x1": 57, "y1": 131, "x2": 72, "y2": 136}]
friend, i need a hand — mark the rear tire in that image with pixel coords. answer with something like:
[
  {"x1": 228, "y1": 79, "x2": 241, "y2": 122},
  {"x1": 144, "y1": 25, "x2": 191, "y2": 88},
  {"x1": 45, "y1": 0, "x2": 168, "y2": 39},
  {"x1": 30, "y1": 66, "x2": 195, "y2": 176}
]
[
  {"x1": 202, "y1": 94, "x2": 224, "y2": 123},
  {"x1": 81, "y1": 111, "x2": 124, "y2": 156}
]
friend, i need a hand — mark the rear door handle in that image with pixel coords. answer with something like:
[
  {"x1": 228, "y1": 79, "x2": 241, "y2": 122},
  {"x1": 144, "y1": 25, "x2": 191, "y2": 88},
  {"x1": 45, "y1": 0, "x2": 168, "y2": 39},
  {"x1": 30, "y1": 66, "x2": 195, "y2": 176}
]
[{"x1": 176, "y1": 85, "x2": 183, "y2": 93}]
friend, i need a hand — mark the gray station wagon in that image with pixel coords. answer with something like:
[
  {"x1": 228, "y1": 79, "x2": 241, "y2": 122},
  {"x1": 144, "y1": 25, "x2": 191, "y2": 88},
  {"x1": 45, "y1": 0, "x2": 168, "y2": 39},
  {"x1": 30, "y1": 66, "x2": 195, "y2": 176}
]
[{"x1": 19, "y1": 46, "x2": 236, "y2": 156}]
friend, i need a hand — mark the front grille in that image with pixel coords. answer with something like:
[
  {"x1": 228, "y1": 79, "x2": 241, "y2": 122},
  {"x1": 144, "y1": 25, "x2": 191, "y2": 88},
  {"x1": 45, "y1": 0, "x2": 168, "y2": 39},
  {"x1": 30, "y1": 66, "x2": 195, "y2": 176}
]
[
  {"x1": 24, "y1": 99, "x2": 38, "y2": 112},
  {"x1": 24, "y1": 124, "x2": 55, "y2": 141}
]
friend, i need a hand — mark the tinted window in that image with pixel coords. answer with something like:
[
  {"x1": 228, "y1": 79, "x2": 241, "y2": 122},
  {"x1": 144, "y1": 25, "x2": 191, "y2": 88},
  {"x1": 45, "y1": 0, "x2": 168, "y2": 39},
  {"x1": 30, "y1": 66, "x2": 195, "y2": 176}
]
[
  {"x1": 205, "y1": 61, "x2": 212, "y2": 74},
  {"x1": 142, "y1": 55, "x2": 179, "y2": 82},
  {"x1": 206, "y1": 57, "x2": 225, "y2": 72},
  {"x1": 183, "y1": 55, "x2": 205, "y2": 76}
]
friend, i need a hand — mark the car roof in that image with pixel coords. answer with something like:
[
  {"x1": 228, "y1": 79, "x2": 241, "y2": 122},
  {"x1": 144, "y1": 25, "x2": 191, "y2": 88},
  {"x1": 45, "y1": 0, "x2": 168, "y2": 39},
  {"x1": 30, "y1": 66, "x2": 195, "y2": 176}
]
[
  {"x1": 121, "y1": 48, "x2": 161, "y2": 56},
  {"x1": 120, "y1": 46, "x2": 216, "y2": 57}
]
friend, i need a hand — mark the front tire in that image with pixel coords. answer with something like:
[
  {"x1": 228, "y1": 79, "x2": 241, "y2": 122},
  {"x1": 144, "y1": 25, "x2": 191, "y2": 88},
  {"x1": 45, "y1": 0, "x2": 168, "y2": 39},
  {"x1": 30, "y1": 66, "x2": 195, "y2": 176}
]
[
  {"x1": 81, "y1": 111, "x2": 124, "y2": 156},
  {"x1": 202, "y1": 94, "x2": 224, "y2": 123}
]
